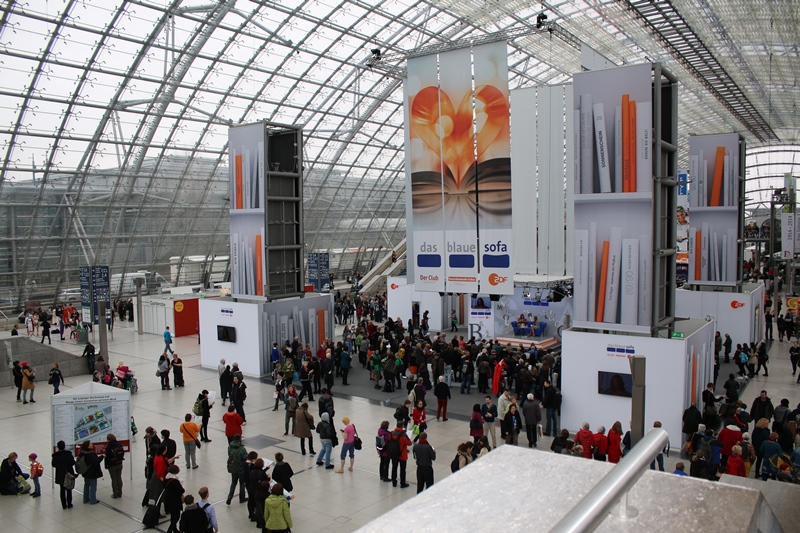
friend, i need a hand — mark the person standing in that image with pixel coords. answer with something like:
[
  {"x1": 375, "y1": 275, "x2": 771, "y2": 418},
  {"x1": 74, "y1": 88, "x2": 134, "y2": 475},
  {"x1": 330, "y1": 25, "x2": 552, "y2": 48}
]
[
  {"x1": 790, "y1": 340, "x2": 800, "y2": 376},
  {"x1": 412, "y1": 432, "x2": 436, "y2": 493},
  {"x1": 222, "y1": 405, "x2": 244, "y2": 444},
  {"x1": 376, "y1": 420, "x2": 392, "y2": 481},
  {"x1": 28, "y1": 453, "x2": 43, "y2": 497},
  {"x1": 198, "y1": 390, "x2": 213, "y2": 442},
  {"x1": 649, "y1": 421, "x2": 668, "y2": 471},
  {"x1": 78, "y1": 440, "x2": 103, "y2": 504},
  {"x1": 51, "y1": 440, "x2": 76, "y2": 509},
  {"x1": 542, "y1": 380, "x2": 559, "y2": 437},
  {"x1": 714, "y1": 331, "x2": 723, "y2": 360},
  {"x1": 608, "y1": 421, "x2": 624, "y2": 464},
  {"x1": 231, "y1": 376, "x2": 248, "y2": 424},
  {"x1": 40, "y1": 317, "x2": 51, "y2": 344},
  {"x1": 294, "y1": 402, "x2": 316, "y2": 456},
  {"x1": 522, "y1": 394, "x2": 542, "y2": 448},
  {"x1": 158, "y1": 353, "x2": 172, "y2": 390},
  {"x1": 498, "y1": 390, "x2": 512, "y2": 441},
  {"x1": 20, "y1": 362, "x2": 36, "y2": 404},
  {"x1": 225, "y1": 435, "x2": 248, "y2": 505},
  {"x1": 434, "y1": 376, "x2": 451, "y2": 421},
  {"x1": 335, "y1": 416, "x2": 357, "y2": 473},
  {"x1": 49, "y1": 362, "x2": 64, "y2": 395},
  {"x1": 750, "y1": 390, "x2": 775, "y2": 423},
  {"x1": 179, "y1": 414, "x2": 201, "y2": 470},
  {"x1": 198, "y1": 486, "x2": 219, "y2": 533},
  {"x1": 297, "y1": 360, "x2": 314, "y2": 402},
  {"x1": 178, "y1": 494, "x2": 209, "y2": 531},
  {"x1": 12, "y1": 361, "x2": 23, "y2": 402},
  {"x1": 82, "y1": 341, "x2": 96, "y2": 374},
  {"x1": 163, "y1": 465, "x2": 185, "y2": 533},
  {"x1": 263, "y1": 483, "x2": 293, "y2": 532},
  {"x1": 388, "y1": 423, "x2": 412, "y2": 488},
  {"x1": 723, "y1": 333, "x2": 732, "y2": 363},
  {"x1": 164, "y1": 326, "x2": 174, "y2": 354},
  {"x1": 270, "y1": 452, "x2": 294, "y2": 493},
  {"x1": 171, "y1": 352, "x2": 184, "y2": 387},
  {"x1": 315, "y1": 413, "x2": 336, "y2": 469},
  {"x1": 481, "y1": 396, "x2": 498, "y2": 448},
  {"x1": 104, "y1": 434, "x2": 125, "y2": 499},
  {"x1": 504, "y1": 404, "x2": 522, "y2": 445}
]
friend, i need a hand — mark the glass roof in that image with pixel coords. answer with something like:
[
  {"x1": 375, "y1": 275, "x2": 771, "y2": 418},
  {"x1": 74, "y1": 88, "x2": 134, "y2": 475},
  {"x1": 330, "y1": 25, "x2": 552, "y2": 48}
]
[{"x1": 0, "y1": 0, "x2": 798, "y2": 306}]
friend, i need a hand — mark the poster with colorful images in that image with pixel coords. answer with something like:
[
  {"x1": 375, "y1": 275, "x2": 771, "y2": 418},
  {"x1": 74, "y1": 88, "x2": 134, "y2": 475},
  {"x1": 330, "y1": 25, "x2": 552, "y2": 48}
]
[
  {"x1": 474, "y1": 41, "x2": 513, "y2": 295},
  {"x1": 51, "y1": 382, "x2": 130, "y2": 454},
  {"x1": 407, "y1": 53, "x2": 446, "y2": 292},
  {"x1": 406, "y1": 42, "x2": 511, "y2": 295}
]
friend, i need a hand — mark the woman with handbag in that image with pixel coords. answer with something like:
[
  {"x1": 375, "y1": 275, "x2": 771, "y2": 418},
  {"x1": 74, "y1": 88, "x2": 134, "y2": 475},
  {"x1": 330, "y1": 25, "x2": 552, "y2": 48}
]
[
  {"x1": 51, "y1": 440, "x2": 76, "y2": 509},
  {"x1": 294, "y1": 403, "x2": 316, "y2": 456},
  {"x1": 335, "y1": 416, "x2": 357, "y2": 473},
  {"x1": 412, "y1": 400, "x2": 427, "y2": 443}
]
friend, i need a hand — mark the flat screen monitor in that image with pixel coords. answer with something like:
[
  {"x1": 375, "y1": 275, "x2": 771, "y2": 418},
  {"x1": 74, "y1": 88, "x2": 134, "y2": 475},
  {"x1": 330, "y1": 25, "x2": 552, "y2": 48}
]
[
  {"x1": 217, "y1": 325, "x2": 236, "y2": 343},
  {"x1": 597, "y1": 371, "x2": 633, "y2": 398}
]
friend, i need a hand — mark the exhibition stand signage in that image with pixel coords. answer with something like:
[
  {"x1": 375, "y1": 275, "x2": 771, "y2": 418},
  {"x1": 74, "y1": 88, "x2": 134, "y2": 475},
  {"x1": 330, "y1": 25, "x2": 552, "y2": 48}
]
[{"x1": 51, "y1": 382, "x2": 131, "y2": 455}]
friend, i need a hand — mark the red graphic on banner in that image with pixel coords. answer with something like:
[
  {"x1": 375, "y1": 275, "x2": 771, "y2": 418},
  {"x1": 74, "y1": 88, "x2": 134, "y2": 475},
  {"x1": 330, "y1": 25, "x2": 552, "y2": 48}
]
[
  {"x1": 730, "y1": 301, "x2": 745, "y2": 309},
  {"x1": 390, "y1": 283, "x2": 399, "y2": 290}
]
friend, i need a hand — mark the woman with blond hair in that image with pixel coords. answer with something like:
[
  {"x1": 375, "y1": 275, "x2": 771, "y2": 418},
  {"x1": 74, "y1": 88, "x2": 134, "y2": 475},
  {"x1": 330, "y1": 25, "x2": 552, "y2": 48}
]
[
  {"x1": 335, "y1": 416, "x2": 357, "y2": 473},
  {"x1": 751, "y1": 418, "x2": 771, "y2": 476}
]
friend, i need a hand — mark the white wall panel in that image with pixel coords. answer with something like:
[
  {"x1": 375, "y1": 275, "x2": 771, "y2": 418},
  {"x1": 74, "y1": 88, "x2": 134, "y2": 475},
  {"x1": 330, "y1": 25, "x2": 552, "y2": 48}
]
[{"x1": 510, "y1": 87, "x2": 537, "y2": 275}]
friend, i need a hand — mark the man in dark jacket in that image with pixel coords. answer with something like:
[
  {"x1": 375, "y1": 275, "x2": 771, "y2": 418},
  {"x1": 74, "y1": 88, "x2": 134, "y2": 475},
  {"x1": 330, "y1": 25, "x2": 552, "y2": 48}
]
[
  {"x1": 78, "y1": 440, "x2": 104, "y2": 504},
  {"x1": 522, "y1": 394, "x2": 542, "y2": 448},
  {"x1": 161, "y1": 429, "x2": 177, "y2": 460},
  {"x1": 179, "y1": 494, "x2": 209, "y2": 531},
  {"x1": 750, "y1": 390, "x2": 775, "y2": 423},
  {"x1": 231, "y1": 376, "x2": 248, "y2": 423},
  {"x1": 412, "y1": 432, "x2": 436, "y2": 494},
  {"x1": 433, "y1": 376, "x2": 451, "y2": 421},
  {"x1": 394, "y1": 400, "x2": 411, "y2": 429},
  {"x1": 682, "y1": 402, "x2": 702, "y2": 444},
  {"x1": 104, "y1": 433, "x2": 124, "y2": 499}
]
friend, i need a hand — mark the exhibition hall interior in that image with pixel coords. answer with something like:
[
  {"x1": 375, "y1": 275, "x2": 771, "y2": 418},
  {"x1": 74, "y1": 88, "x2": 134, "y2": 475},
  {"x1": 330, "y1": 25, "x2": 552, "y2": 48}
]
[{"x1": 1, "y1": 0, "x2": 800, "y2": 531}]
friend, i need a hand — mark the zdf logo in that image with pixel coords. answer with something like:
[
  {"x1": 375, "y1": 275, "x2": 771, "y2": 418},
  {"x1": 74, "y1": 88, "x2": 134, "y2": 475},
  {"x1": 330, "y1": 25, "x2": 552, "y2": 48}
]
[
  {"x1": 488, "y1": 273, "x2": 508, "y2": 286},
  {"x1": 390, "y1": 283, "x2": 399, "y2": 290}
]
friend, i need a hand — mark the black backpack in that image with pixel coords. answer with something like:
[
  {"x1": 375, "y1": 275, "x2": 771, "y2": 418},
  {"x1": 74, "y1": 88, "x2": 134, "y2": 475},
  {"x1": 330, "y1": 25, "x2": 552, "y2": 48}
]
[
  {"x1": 450, "y1": 453, "x2": 460, "y2": 473},
  {"x1": 385, "y1": 432, "x2": 401, "y2": 460}
]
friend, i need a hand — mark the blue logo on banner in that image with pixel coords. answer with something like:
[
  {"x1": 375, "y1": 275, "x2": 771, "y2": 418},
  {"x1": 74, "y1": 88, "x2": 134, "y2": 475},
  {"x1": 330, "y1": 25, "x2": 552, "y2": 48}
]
[
  {"x1": 417, "y1": 254, "x2": 442, "y2": 268},
  {"x1": 449, "y1": 254, "x2": 475, "y2": 269},
  {"x1": 483, "y1": 254, "x2": 510, "y2": 268}
]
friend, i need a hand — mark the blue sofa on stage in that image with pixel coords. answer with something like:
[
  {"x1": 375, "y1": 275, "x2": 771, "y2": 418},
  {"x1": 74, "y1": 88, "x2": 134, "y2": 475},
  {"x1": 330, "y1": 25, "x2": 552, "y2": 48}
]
[{"x1": 513, "y1": 321, "x2": 546, "y2": 337}]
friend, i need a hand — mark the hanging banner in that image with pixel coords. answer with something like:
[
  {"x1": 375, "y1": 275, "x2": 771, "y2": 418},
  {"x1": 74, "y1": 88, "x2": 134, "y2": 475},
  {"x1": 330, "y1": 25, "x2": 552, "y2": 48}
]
[
  {"x1": 439, "y1": 47, "x2": 479, "y2": 294},
  {"x1": 474, "y1": 41, "x2": 513, "y2": 295},
  {"x1": 407, "y1": 53, "x2": 446, "y2": 292}
]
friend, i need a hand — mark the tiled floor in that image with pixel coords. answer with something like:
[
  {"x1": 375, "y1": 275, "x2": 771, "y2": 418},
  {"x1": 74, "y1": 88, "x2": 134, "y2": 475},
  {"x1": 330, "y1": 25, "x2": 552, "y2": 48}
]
[{"x1": 1, "y1": 318, "x2": 797, "y2": 532}]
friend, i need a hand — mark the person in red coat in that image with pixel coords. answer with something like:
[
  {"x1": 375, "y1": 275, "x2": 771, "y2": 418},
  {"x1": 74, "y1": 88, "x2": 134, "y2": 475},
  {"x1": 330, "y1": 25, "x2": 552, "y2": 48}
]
[
  {"x1": 591, "y1": 426, "x2": 609, "y2": 461},
  {"x1": 576, "y1": 422, "x2": 594, "y2": 459},
  {"x1": 491, "y1": 360, "x2": 506, "y2": 396},
  {"x1": 725, "y1": 445, "x2": 746, "y2": 477},
  {"x1": 222, "y1": 404, "x2": 244, "y2": 443},
  {"x1": 718, "y1": 424, "x2": 743, "y2": 465},
  {"x1": 607, "y1": 421, "x2": 623, "y2": 464}
]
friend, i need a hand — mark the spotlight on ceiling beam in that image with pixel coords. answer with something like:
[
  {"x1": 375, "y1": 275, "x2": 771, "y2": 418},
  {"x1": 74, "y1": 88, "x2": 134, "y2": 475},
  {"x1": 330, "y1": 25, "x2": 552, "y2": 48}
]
[
  {"x1": 371, "y1": 48, "x2": 382, "y2": 60},
  {"x1": 536, "y1": 13, "x2": 548, "y2": 29}
]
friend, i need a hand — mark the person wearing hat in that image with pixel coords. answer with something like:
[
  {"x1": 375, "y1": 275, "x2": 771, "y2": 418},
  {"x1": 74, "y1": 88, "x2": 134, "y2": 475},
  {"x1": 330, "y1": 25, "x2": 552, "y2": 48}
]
[
  {"x1": 28, "y1": 453, "x2": 43, "y2": 497},
  {"x1": 20, "y1": 362, "x2": 36, "y2": 404}
]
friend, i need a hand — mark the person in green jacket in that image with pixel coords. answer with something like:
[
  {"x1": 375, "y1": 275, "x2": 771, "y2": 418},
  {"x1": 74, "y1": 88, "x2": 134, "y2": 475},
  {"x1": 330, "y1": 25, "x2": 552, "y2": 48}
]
[{"x1": 263, "y1": 483, "x2": 292, "y2": 532}]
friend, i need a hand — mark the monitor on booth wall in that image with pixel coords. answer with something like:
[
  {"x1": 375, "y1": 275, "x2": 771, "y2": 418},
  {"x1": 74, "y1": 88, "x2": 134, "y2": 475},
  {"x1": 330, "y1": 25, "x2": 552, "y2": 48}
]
[
  {"x1": 597, "y1": 371, "x2": 633, "y2": 398},
  {"x1": 217, "y1": 325, "x2": 237, "y2": 343}
]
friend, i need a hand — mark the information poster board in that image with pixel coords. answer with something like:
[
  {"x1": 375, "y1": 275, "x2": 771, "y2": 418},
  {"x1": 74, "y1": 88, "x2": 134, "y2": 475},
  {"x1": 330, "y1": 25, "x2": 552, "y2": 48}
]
[
  {"x1": 51, "y1": 382, "x2": 131, "y2": 454},
  {"x1": 92, "y1": 265, "x2": 111, "y2": 325}
]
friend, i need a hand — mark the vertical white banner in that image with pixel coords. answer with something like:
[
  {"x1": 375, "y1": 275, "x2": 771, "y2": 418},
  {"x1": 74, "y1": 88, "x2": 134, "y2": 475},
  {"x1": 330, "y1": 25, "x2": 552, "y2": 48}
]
[
  {"x1": 474, "y1": 41, "x2": 513, "y2": 295},
  {"x1": 407, "y1": 54, "x2": 446, "y2": 292},
  {"x1": 439, "y1": 47, "x2": 479, "y2": 294}
]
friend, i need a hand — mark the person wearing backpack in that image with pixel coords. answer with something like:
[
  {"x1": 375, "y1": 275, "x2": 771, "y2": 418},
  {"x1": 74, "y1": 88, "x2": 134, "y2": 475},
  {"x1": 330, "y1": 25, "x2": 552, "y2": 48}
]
[
  {"x1": 315, "y1": 413, "x2": 336, "y2": 469},
  {"x1": 376, "y1": 420, "x2": 392, "y2": 482},
  {"x1": 27, "y1": 452, "x2": 43, "y2": 497},
  {"x1": 77, "y1": 440, "x2": 104, "y2": 505},
  {"x1": 225, "y1": 435, "x2": 248, "y2": 505},
  {"x1": 163, "y1": 464, "x2": 185, "y2": 533},
  {"x1": 387, "y1": 424, "x2": 412, "y2": 488},
  {"x1": 198, "y1": 486, "x2": 219, "y2": 533},
  {"x1": 412, "y1": 432, "x2": 436, "y2": 494},
  {"x1": 104, "y1": 433, "x2": 125, "y2": 499},
  {"x1": 178, "y1": 494, "x2": 208, "y2": 532},
  {"x1": 52, "y1": 440, "x2": 76, "y2": 508}
]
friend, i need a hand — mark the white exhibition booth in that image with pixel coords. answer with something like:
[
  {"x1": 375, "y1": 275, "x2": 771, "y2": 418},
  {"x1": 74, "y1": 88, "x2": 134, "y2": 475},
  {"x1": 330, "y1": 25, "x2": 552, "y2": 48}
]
[
  {"x1": 199, "y1": 293, "x2": 334, "y2": 377},
  {"x1": 561, "y1": 318, "x2": 715, "y2": 444},
  {"x1": 386, "y1": 276, "x2": 446, "y2": 332},
  {"x1": 51, "y1": 382, "x2": 131, "y2": 455},
  {"x1": 675, "y1": 282, "x2": 765, "y2": 347}
]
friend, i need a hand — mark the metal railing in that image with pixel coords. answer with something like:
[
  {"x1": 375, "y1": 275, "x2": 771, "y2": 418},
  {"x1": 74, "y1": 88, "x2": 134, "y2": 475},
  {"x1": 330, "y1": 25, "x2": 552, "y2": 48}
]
[{"x1": 550, "y1": 428, "x2": 669, "y2": 533}]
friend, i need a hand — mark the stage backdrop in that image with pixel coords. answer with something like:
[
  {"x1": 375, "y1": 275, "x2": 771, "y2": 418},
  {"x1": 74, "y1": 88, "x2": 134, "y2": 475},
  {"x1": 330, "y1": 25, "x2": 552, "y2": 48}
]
[{"x1": 406, "y1": 41, "x2": 512, "y2": 295}]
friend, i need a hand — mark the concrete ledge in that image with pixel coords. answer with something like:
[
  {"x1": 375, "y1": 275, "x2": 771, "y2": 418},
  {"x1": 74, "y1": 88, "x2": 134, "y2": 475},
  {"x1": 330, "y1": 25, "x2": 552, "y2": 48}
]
[
  {"x1": 358, "y1": 446, "x2": 781, "y2": 532},
  {"x1": 720, "y1": 474, "x2": 799, "y2": 533},
  {"x1": 2, "y1": 337, "x2": 90, "y2": 387}
]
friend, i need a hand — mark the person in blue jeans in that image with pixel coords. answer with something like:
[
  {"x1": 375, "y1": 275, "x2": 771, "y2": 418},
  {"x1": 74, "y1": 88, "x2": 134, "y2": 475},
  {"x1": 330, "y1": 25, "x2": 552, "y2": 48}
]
[
  {"x1": 460, "y1": 356, "x2": 474, "y2": 394},
  {"x1": 315, "y1": 413, "x2": 336, "y2": 468},
  {"x1": 163, "y1": 326, "x2": 174, "y2": 354},
  {"x1": 542, "y1": 380, "x2": 559, "y2": 436},
  {"x1": 78, "y1": 441, "x2": 104, "y2": 504},
  {"x1": 649, "y1": 421, "x2": 667, "y2": 471}
]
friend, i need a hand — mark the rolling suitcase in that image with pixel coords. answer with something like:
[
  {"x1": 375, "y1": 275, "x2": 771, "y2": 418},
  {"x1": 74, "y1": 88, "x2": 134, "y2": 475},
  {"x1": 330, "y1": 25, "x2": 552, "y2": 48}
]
[{"x1": 142, "y1": 489, "x2": 165, "y2": 529}]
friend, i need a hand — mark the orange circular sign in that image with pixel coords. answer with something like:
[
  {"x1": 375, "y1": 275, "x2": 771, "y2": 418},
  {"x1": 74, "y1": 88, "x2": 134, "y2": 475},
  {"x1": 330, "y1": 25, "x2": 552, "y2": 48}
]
[{"x1": 175, "y1": 302, "x2": 184, "y2": 312}]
